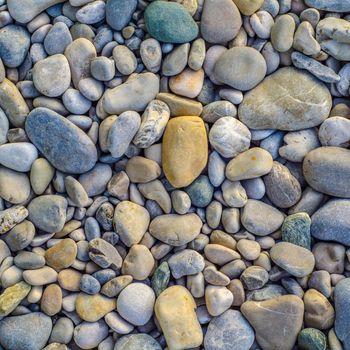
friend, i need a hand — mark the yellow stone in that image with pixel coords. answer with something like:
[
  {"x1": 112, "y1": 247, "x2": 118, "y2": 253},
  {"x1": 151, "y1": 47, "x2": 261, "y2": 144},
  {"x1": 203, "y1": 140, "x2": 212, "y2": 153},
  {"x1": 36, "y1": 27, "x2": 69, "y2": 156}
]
[
  {"x1": 157, "y1": 93, "x2": 203, "y2": 117},
  {"x1": 155, "y1": 285, "x2": 203, "y2": 350},
  {"x1": 233, "y1": 0, "x2": 264, "y2": 15},
  {"x1": 76, "y1": 293, "x2": 117, "y2": 322},
  {"x1": 162, "y1": 116, "x2": 208, "y2": 188},
  {"x1": 0, "y1": 281, "x2": 31, "y2": 317},
  {"x1": 45, "y1": 238, "x2": 77, "y2": 271}
]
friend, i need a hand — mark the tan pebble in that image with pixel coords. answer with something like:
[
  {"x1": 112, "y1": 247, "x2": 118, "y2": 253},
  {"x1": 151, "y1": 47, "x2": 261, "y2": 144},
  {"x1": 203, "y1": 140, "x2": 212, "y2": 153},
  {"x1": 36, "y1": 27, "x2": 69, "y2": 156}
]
[
  {"x1": 58, "y1": 269, "x2": 82, "y2": 291},
  {"x1": 45, "y1": 238, "x2": 77, "y2": 270},
  {"x1": 125, "y1": 156, "x2": 161, "y2": 183},
  {"x1": 41, "y1": 284, "x2": 62, "y2": 316},
  {"x1": 169, "y1": 68, "x2": 204, "y2": 99},
  {"x1": 204, "y1": 244, "x2": 240, "y2": 265}
]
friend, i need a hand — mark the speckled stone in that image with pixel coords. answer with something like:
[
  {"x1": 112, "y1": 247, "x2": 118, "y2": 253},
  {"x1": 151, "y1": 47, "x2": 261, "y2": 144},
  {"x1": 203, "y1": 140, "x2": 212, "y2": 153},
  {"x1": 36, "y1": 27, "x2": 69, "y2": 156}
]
[{"x1": 282, "y1": 213, "x2": 311, "y2": 250}]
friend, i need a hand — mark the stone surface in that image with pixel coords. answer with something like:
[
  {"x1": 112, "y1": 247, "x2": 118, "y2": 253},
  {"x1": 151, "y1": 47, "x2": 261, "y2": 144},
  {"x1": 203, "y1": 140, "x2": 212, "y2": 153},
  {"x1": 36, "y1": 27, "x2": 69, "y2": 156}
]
[
  {"x1": 45, "y1": 239, "x2": 77, "y2": 270},
  {"x1": 162, "y1": 116, "x2": 208, "y2": 188},
  {"x1": 0, "y1": 143, "x2": 38, "y2": 172},
  {"x1": 305, "y1": 0, "x2": 350, "y2": 12},
  {"x1": 25, "y1": 108, "x2": 97, "y2": 174},
  {"x1": 155, "y1": 285, "x2": 203, "y2": 350},
  {"x1": 106, "y1": 0, "x2": 137, "y2": 30},
  {"x1": 0, "y1": 281, "x2": 31, "y2": 317},
  {"x1": 168, "y1": 249, "x2": 205, "y2": 278},
  {"x1": 282, "y1": 213, "x2": 311, "y2": 249},
  {"x1": 0, "y1": 206, "x2": 28, "y2": 234},
  {"x1": 239, "y1": 67, "x2": 332, "y2": 131}
]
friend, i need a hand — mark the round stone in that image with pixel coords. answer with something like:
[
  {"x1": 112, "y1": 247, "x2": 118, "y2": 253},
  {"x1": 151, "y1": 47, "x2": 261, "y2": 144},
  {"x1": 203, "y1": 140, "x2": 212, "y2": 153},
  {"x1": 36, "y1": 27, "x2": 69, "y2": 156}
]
[
  {"x1": 114, "y1": 334, "x2": 162, "y2": 350},
  {"x1": 185, "y1": 175, "x2": 214, "y2": 208},
  {"x1": 106, "y1": 0, "x2": 137, "y2": 31},
  {"x1": 298, "y1": 328, "x2": 327, "y2": 350},
  {"x1": 45, "y1": 239, "x2": 77, "y2": 270},
  {"x1": 73, "y1": 320, "x2": 109, "y2": 350}
]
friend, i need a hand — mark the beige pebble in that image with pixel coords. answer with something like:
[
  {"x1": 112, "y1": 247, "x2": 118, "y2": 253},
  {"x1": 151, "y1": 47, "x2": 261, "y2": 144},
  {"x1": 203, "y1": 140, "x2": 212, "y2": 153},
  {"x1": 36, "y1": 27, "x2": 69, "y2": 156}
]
[
  {"x1": 41, "y1": 284, "x2": 62, "y2": 316},
  {"x1": 169, "y1": 68, "x2": 204, "y2": 99}
]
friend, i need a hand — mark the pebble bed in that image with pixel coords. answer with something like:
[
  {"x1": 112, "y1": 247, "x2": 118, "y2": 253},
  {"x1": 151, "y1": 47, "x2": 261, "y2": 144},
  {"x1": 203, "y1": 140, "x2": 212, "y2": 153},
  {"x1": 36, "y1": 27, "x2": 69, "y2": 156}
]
[{"x1": 0, "y1": 0, "x2": 350, "y2": 349}]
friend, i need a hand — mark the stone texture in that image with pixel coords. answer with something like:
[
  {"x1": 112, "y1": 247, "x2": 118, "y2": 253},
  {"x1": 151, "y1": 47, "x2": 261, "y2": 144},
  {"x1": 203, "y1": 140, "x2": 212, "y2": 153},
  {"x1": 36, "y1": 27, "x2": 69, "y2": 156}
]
[
  {"x1": 45, "y1": 239, "x2": 77, "y2": 270},
  {"x1": 0, "y1": 281, "x2": 31, "y2": 317}
]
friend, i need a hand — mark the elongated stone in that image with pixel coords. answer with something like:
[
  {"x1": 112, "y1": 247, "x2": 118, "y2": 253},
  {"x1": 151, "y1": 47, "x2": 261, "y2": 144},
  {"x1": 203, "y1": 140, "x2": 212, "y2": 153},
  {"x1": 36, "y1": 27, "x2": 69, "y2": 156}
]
[{"x1": 0, "y1": 282, "x2": 31, "y2": 317}]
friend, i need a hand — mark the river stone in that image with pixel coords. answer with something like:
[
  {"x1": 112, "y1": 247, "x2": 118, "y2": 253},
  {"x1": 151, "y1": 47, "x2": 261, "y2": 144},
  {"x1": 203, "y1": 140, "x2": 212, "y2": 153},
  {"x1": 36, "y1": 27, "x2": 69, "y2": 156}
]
[
  {"x1": 241, "y1": 295, "x2": 304, "y2": 350},
  {"x1": 238, "y1": 67, "x2": 332, "y2": 131},
  {"x1": 89, "y1": 238, "x2": 123, "y2": 270},
  {"x1": 303, "y1": 147, "x2": 350, "y2": 198},
  {"x1": 214, "y1": 47, "x2": 267, "y2": 91},
  {"x1": 282, "y1": 213, "x2": 311, "y2": 250},
  {"x1": 45, "y1": 239, "x2": 77, "y2": 270},
  {"x1": 298, "y1": 328, "x2": 327, "y2": 350},
  {"x1": 25, "y1": 107, "x2": 97, "y2": 174},
  {"x1": 33, "y1": 54, "x2": 71, "y2": 97},
  {"x1": 144, "y1": 1, "x2": 198, "y2": 44},
  {"x1": 233, "y1": 0, "x2": 264, "y2": 15},
  {"x1": 44, "y1": 22, "x2": 72, "y2": 55},
  {"x1": 5, "y1": 219, "x2": 35, "y2": 251},
  {"x1": 0, "y1": 166, "x2": 31, "y2": 204},
  {"x1": 305, "y1": 0, "x2": 350, "y2": 12},
  {"x1": 152, "y1": 262, "x2": 170, "y2": 297},
  {"x1": 204, "y1": 310, "x2": 254, "y2": 350},
  {"x1": 103, "y1": 73, "x2": 159, "y2": 115},
  {"x1": 311, "y1": 199, "x2": 350, "y2": 245},
  {"x1": 270, "y1": 242, "x2": 315, "y2": 277},
  {"x1": 149, "y1": 213, "x2": 202, "y2": 246},
  {"x1": 334, "y1": 278, "x2": 350, "y2": 350},
  {"x1": 73, "y1": 320, "x2": 109, "y2": 350},
  {"x1": 168, "y1": 249, "x2": 205, "y2": 278},
  {"x1": 133, "y1": 100, "x2": 170, "y2": 148},
  {"x1": 28, "y1": 195, "x2": 67, "y2": 233},
  {"x1": 163, "y1": 116, "x2": 208, "y2": 188},
  {"x1": 0, "y1": 312, "x2": 52, "y2": 350},
  {"x1": 106, "y1": 0, "x2": 137, "y2": 31},
  {"x1": 0, "y1": 281, "x2": 31, "y2": 317},
  {"x1": 155, "y1": 285, "x2": 203, "y2": 350},
  {"x1": 0, "y1": 108, "x2": 8, "y2": 145},
  {"x1": 114, "y1": 334, "x2": 162, "y2": 350},
  {"x1": 226, "y1": 147, "x2": 273, "y2": 181},
  {"x1": 201, "y1": 0, "x2": 242, "y2": 44},
  {"x1": 7, "y1": 0, "x2": 65, "y2": 23},
  {"x1": 0, "y1": 25, "x2": 30, "y2": 68}
]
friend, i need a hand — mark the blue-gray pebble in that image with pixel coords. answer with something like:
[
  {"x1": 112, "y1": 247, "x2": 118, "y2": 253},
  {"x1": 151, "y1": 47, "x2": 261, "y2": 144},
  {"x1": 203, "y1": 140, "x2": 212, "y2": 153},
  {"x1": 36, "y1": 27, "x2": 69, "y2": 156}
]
[
  {"x1": 106, "y1": 0, "x2": 137, "y2": 31},
  {"x1": 114, "y1": 334, "x2": 162, "y2": 350},
  {"x1": 80, "y1": 274, "x2": 101, "y2": 294},
  {"x1": 25, "y1": 107, "x2": 97, "y2": 174},
  {"x1": 44, "y1": 22, "x2": 72, "y2": 55},
  {"x1": 185, "y1": 175, "x2": 214, "y2": 208}
]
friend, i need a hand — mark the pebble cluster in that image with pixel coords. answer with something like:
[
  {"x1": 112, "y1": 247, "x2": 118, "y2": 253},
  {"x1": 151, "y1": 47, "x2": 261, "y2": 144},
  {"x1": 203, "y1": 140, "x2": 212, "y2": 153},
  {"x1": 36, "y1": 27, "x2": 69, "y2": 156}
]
[{"x1": 0, "y1": 0, "x2": 350, "y2": 350}]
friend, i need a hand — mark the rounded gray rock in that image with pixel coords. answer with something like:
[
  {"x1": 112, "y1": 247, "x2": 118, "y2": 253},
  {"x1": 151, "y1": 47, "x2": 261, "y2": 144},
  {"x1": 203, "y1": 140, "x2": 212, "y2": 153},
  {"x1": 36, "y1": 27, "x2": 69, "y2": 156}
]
[{"x1": 114, "y1": 334, "x2": 162, "y2": 350}]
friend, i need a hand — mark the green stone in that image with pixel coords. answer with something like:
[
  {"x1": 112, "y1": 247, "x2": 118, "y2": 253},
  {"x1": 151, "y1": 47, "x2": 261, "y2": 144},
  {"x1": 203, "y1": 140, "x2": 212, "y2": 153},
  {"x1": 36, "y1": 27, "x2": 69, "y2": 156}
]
[
  {"x1": 185, "y1": 175, "x2": 214, "y2": 208},
  {"x1": 281, "y1": 212, "x2": 311, "y2": 250},
  {"x1": 144, "y1": 1, "x2": 198, "y2": 44},
  {"x1": 298, "y1": 328, "x2": 327, "y2": 350},
  {"x1": 152, "y1": 261, "x2": 170, "y2": 297},
  {"x1": 0, "y1": 281, "x2": 31, "y2": 317}
]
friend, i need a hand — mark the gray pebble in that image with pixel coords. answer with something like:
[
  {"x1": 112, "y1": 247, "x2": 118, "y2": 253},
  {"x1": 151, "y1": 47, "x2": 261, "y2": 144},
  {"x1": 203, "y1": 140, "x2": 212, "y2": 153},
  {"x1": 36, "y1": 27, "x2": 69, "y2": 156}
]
[
  {"x1": 76, "y1": 0, "x2": 105, "y2": 24},
  {"x1": 62, "y1": 88, "x2": 92, "y2": 114},
  {"x1": 113, "y1": 45, "x2": 137, "y2": 76},
  {"x1": 91, "y1": 56, "x2": 115, "y2": 82},
  {"x1": 162, "y1": 43, "x2": 190, "y2": 77},
  {"x1": 168, "y1": 249, "x2": 205, "y2": 279},
  {"x1": 44, "y1": 22, "x2": 72, "y2": 55},
  {"x1": 73, "y1": 320, "x2": 109, "y2": 349},
  {"x1": 140, "y1": 38, "x2": 162, "y2": 73}
]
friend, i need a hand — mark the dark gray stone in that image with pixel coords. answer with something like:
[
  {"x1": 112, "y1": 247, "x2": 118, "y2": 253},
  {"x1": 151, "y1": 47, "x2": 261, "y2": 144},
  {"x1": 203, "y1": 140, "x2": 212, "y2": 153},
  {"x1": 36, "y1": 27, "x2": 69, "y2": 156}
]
[{"x1": 305, "y1": 0, "x2": 350, "y2": 12}]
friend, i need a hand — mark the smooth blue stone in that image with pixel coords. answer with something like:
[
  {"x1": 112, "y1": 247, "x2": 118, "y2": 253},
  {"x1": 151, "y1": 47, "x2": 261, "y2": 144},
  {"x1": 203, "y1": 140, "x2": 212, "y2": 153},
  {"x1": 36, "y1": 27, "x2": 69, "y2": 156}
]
[
  {"x1": 80, "y1": 274, "x2": 101, "y2": 295},
  {"x1": 92, "y1": 269, "x2": 116, "y2": 284},
  {"x1": 106, "y1": 0, "x2": 137, "y2": 31}
]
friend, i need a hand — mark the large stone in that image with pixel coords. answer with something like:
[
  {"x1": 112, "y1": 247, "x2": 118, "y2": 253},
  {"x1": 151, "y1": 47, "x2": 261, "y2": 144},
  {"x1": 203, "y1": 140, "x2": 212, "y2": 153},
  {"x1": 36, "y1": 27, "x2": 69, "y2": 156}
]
[
  {"x1": 200, "y1": 0, "x2": 242, "y2": 44},
  {"x1": 305, "y1": 0, "x2": 350, "y2": 12},
  {"x1": 149, "y1": 213, "x2": 202, "y2": 246},
  {"x1": 204, "y1": 310, "x2": 255, "y2": 350},
  {"x1": 103, "y1": 73, "x2": 159, "y2": 115},
  {"x1": 45, "y1": 239, "x2": 77, "y2": 270},
  {"x1": 155, "y1": 286, "x2": 203, "y2": 350},
  {"x1": 106, "y1": 0, "x2": 137, "y2": 30},
  {"x1": 241, "y1": 295, "x2": 304, "y2": 350},
  {"x1": 162, "y1": 116, "x2": 208, "y2": 188},
  {"x1": 25, "y1": 107, "x2": 97, "y2": 174},
  {"x1": 238, "y1": 67, "x2": 332, "y2": 131},
  {"x1": 0, "y1": 143, "x2": 38, "y2": 172},
  {"x1": 144, "y1": 1, "x2": 198, "y2": 44},
  {"x1": 0, "y1": 312, "x2": 52, "y2": 350},
  {"x1": 0, "y1": 281, "x2": 31, "y2": 317},
  {"x1": 311, "y1": 199, "x2": 350, "y2": 245},
  {"x1": 303, "y1": 147, "x2": 350, "y2": 198}
]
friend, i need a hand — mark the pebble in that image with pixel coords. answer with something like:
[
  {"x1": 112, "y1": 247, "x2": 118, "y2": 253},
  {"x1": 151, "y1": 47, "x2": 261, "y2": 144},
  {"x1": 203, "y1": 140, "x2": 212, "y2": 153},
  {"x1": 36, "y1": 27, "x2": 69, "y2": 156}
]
[
  {"x1": 318, "y1": 117, "x2": 350, "y2": 147},
  {"x1": 0, "y1": 108, "x2": 8, "y2": 145},
  {"x1": 0, "y1": 25, "x2": 30, "y2": 68},
  {"x1": 0, "y1": 312, "x2": 52, "y2": 350},
  {"x1": 237, "y1": 239, "x2": 261, "y2": 260},
  {"x1": 117, "y1": 283, "x2": 155, "y2": 326},
  {"x1": 313, "y1": 243, "x2": 345, "y2": 274},
  {"x1": 239, "y1": 67, "x2": 332, "y2": 131},
  {"x1": 125, "y1": 156, "x2": 160, "y2": 183},
  {"x1": 113, "y1": 45, "x2": 137, "y2": 76},
  {"x1": 45, "y1": 239, "x2": 77, "y2": 270},
  {"x1": 28, "y1": 195, "x2": 67, "y2": 233},
  {"x1": 282, "y1": 212, "x2": 311, "y2": 249},
  {"x1": 144, "y1": 1, "x2": 198, "y2": 44},
  {"x1": 298, "y1": 328, "x2": 327, "y2": 350},
  {"x1": 103, "y1": 73, "x2": 159, "y2": 115},
  {"x1": 168, "y1": 249, "x2": 205, "y2": 278},
  {"x1": 155, "y1": 285, "x2": 203, "y2": 350},
  {"x1": 214, "y1": 47, "x2": 266, "y2": 91},
  {"x1": 162, "y1": 116, "x2": 208, "y2": 188},
  {"x1": 41, "y1": 284, "x2": 62, "y2": 316},
  {"x1": 171, "y1": 190, "x2": 191, "y2": 214},
  {"x1": 305, "y1": 0, "x2": 350, "y2": 12},
  {"x1": 293, "y1": 21, "x2": 321, "y2": 56},
  {"x1": 149, "y1": 213, "x2": 202, "y2": 246},
  {"x1": 250, "y1": 11, "x2": 274, "y2": 39},
  {"x1": 105, "y1": 0, "x2": 137, "y2": 31},
  {"x1": 271, "y1": 14, "x2": 295, "y2": 52},
  {"x1": 185, "y1": 175, "x2": 214, "y2": 208},
  {"x1": 140, "y1": 38, "x2": 162, "y2": 73},
  {"x1": 88, "y1": 237, "x2": 122, "y2": 270},
  {"x1": 240, "y1": 266, "x2": 269, "y2": 290},
  {"x1": 204, "y1": 310, "x2": 254, "y2": 350},
  {"x1": 157, "y1": 92, "x2": 203, "y2": 116},
  {"x1": 139, "y1": 180, "x2": 172, "y2": 214},
  {"x1": 209, "y1": 116, "x2": 251, "y2": 158},
  {"x1": 44, "y1": 22, "x2": 72, "y2": 55},
  {"x1": 30, "y1": 158, "x2": 55, "y2": 195},
  {"x1": 162, "y1": 43, "x2": 190, "y2": 77},
  {"x1": 76, "y1": 1, "x2": 105, "y2": 24},
  {"x1": 0, "y1": 281, "x2": 31, "y2": 317},
  {"x1": 90, "y1": 56, "x2": 115, "y2": 82},
  {"x1": 25, "y1": 107, "x2": 97, "y2": 174},
  {"x1": 241, "y1": 199, "x2": 284, "y2": 236},
  {"x1": 234, "y1": 0, "x2": 264, "y2": 15},
  {"x1": 241, "y1": 295, "x2": 304, "y2": 350},
  {"x1": 270, "y1": 242, "x2": 315, "y2": 277},
  {"x1": 201, "y1": 0, "x2": 242, "y2": 44},
  {"x1": 73, "y1": 320, "x2": 109, "y2": 350},
  {"x1": 114, "y1": 334, "x2": 161, "y2": 350},
  {"x1": 101, "y1": 275, "x2": 132, "y2": 298},
  {"x1": 23, "y1": 266, "x2": 58, "y2": 286},
  {"x1": 79, "y1": 163, "x2": 112, "y2": 196},
  {"x1": 169, "y1": 68, "x2": 204, "y2": 98}
]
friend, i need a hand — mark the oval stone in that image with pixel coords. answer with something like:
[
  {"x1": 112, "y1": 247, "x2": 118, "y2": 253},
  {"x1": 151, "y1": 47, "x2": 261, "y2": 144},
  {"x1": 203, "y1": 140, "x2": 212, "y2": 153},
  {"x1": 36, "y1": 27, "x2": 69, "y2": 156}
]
[
  {"x1": 305, "y1": 0, "x2": 350, "y2": 12},
  {"x1": 303, "y1": 147, "x2": 350, "y2": 198},
  {"x1": 239, "y1": 67, "x2": 332, "y2": 131},
  {"x1": 25, "y1": 107, "x2": 97, "y2": 174},
  {"x1": 162, "y1": 116, "x2": 208, "y2": 188}
]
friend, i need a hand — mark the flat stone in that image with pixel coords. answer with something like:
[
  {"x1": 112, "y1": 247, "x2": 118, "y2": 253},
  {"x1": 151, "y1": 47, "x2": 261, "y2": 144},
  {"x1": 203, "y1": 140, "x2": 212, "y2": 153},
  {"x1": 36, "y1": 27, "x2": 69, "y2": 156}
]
[
  {"x1": 152, "y1": 262, "x2": 170, "y2": 297},
  {"x1": 44, "y1": 22, "x2": 72, "y2": 55},
  {"x1": 23, "y1": 266, "x2": 58, "y2": 286},
  {"x1": 226, "y1": 147, "x2": 273, "y2": 181},
  {"x1": 169, "y1": 68, "x2": 204, "y2": 98},
  {"x1": 125, "y1": 156, "x2": 161, "y2": 183},
  {"x1": 157, "y1": 92, "x2": 203, "y2": 116},
  {"x1": 303, "y1": 147, "x2": 350, "y2": 198},
  {"x1": 155, "y1": 285, "x2": 203, "y2": 350},
  {"x1": 73, "y1": 320, "x2": 109, "y2": 350},
  {"x1": 5, "y1": 219, "x2": 35, "y2": 251},
  {"x1": 271, "y1": 14, "x2": 296, "y2": 53},
  {"x1": 114, "y1": 334, "x2": 162, "y2": 350},
  {"x1": 0, "y1": 206, "x2": 28, "y2": 234},
  {"x1": 311, "y1": 199, "x2": 350, "y2": 245},
  {"x1": 270, "y1": 242, "x2": 315, "y2": 277},
  {"x1": 106, "y1": 0, "x2": 137, "y2": 31},
  {"x1": 0, "y1": 25, "x2": 30, "y2": 68},
  {"x1": 0, "y1": 281, "x2": 31, "y2": 317},
  {"x1": 149, "y1": 213, "x2": 202, "y2": 246},
  {"x1": 162, "y1": 116, "x2": 208, "y2": 188},
  {"x1": 103, "y1": 73, "x2": 159, "y2": 115},
  {"x1": 214, "y1": 47, "x2": 267, "y2": 91},
  {"x1": 30, "y1": 158, "x2": 55, "y2": 195},
  {"x1": 88, "y1": 238, "x2": 123, "y2": 270},
  {"x1": 305, "y1": 0, "x2": 350, "y2": 12},
  {"x1": 201, "y1": 0, "x2": 241, "y2": 44},
  {"x1": 78, "y1": 163, "x2": 112, "y2": 196},
  {"x1": 45, "y1": 239, "x2": 77, "y2": 270},
  {"x1": 238, "y1": 67, "x2": 332, "y2": 131},
  {"x1": 76, "y1": 293, "x2": 116, "y2": 322},
  {"x1": 28, "y1": 195, "x2": 67, "y2": 233},
  {"x1": 144, "y1": 1, "x2": 198, "y2": 44},
  {"x1": 33, "y1": 54, "x2": 71, "y2": 97},
  {"x1": 204, "y1": 310, "x2": 255, "y2": 350},
  {"x1": 140, "y1": 38, "x2": 162, "y2": 73},
  {"x1": 168, "y1": 249, "x2": 205, "y2": 278},
  {"x1": 25, "y1": 107, "x2": 97, "y2": 174},
  {"x1": 14, "y1": 251, "x2": 45, "y2": 270},
  {"x1": 101, "y1": 275, "x2": 132, "y2": 298},
  {"x1": 241, "y1": 295, "x2": 304, "y2": 350}
]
